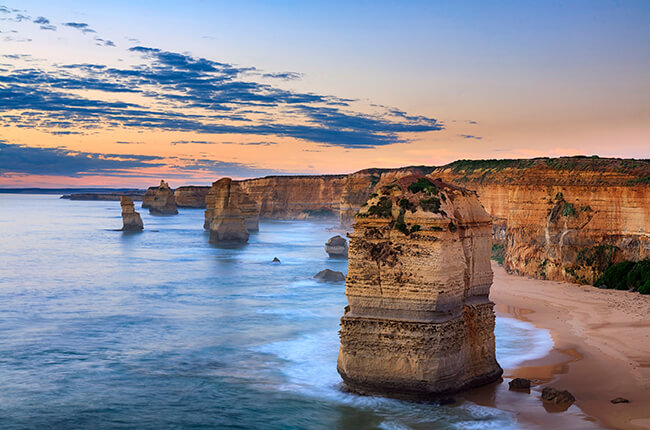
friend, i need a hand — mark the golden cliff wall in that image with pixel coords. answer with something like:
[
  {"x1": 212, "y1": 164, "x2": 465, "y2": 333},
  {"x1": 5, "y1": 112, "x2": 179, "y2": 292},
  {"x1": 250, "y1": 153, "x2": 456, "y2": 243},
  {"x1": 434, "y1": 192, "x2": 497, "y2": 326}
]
[
  {"x1": 430, "y1": 158, "x2": 650, "y2": 284},
  {"x1": 174, "y1": 186, "x2": 210, "y2": 208},
  {"x1": 337, "y1": 175, "x2": 502, "y2": 398}
]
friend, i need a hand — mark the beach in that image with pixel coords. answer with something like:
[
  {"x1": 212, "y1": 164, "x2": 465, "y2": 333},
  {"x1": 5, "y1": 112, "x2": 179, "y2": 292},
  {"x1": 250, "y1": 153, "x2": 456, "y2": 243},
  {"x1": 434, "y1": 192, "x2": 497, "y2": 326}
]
[{"x1": 489, "y1": 262, "x2": 650, "y2": 430}]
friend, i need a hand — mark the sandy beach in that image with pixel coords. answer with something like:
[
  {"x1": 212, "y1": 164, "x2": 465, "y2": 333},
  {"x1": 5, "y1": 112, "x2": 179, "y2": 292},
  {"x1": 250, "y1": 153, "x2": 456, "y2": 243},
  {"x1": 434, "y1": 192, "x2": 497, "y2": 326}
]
[{"x1": 485, "y1": 262, "x2": 650, "y2": 430}]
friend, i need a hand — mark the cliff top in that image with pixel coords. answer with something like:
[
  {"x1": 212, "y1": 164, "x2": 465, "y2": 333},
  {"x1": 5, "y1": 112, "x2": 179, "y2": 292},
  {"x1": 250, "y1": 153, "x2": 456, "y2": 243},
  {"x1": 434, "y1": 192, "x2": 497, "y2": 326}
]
[{"x1": 435, "y1": 156, "x2": 650, "y2": 186}]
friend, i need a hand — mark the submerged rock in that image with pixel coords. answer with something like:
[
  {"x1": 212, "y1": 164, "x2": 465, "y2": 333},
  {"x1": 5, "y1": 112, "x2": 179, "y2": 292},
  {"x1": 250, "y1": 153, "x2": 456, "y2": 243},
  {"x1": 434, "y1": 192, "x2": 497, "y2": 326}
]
[
  {"x1": 541, "y1": 387, "x2": 575, "y2": 406},
  {"x1": 337, "y1": 175, "x2": 502, "y2": 399},
  {"x1": 120, "y1": 196, "x2": 143, "y2": 231},
  {"x1": 143, "y1": 180, "x2": 178, "y2": 215},
  {"x1": 272, "y1": 257, "x2": 281, "y2": 263},
  {"x1": 314, "y1": 269, "x2": 345, "y2": 283},
  {"x1": 325, "y1": 235, "x2": 348, "y2": 258},
  {"x1": 611, "y1": 397, "x2": 630, "y2": 404},
  {"x1": 205, "y1": 178, "x2": 249, "y2": 244},
  {"x1": 508, "y1": 378, "x2": 531, "y2": 390}
]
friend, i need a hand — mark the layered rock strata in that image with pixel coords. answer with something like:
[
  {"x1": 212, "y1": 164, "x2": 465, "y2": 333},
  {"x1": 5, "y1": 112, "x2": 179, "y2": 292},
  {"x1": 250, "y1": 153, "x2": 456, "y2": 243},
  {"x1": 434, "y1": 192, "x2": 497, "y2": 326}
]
[
  {"x1": 174, "y1": 186, "x2": 210, "y2": 208},
  {"x1": 120, "y1": 196, "x2": 143, "y2": 231},
  {"x1": 325, "y1": 235, "x2": 348, "y2": 258},
  {"x1": 142, "y1": 180, "x2": 178, "y2": 215},
  {"x1": 204, "y1": 182, "x2": 259, "y2": 232},
  {"x1": 205, "y1": 178, "x2": 249, "y2": 244},
  {"x1": 238, "y1": 191, "x2": 260, "y2": 231},
  {"x1": 337, "y1": 175, "x2": 502, "y2": 398}
]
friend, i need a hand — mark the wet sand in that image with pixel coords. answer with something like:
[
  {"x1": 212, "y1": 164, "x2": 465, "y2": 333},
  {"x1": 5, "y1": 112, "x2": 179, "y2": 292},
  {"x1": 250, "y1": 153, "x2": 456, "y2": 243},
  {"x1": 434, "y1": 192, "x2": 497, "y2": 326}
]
[{"x1": 483, "y1": 262, "x2": 650, "y2": 430}]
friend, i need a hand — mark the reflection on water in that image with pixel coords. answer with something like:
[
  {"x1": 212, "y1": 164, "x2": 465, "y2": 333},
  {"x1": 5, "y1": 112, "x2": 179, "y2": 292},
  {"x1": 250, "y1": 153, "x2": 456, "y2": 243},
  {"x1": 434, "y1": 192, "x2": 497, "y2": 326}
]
[{"x1": 0, "y1": 194, "x2": 563, "y2": 429}]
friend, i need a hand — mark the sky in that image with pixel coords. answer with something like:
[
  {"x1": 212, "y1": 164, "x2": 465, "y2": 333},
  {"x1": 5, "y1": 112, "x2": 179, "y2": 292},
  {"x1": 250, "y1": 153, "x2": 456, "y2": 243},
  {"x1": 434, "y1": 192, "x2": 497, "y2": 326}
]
[{"x1": 1, "y1": 0, "x2": 649, "y2": 187}]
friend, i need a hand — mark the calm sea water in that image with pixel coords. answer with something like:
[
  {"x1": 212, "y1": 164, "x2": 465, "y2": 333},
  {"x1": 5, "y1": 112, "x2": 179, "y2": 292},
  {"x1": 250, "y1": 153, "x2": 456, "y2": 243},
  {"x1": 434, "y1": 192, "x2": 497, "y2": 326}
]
[{"x1": 0, "y1": 194, "x2": 553, "y2": 429}]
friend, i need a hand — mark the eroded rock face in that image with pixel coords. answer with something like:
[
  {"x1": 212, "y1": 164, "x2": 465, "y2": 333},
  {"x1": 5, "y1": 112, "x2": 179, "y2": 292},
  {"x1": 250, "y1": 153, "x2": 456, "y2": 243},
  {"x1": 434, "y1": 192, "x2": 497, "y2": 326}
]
[
  {"x1": 238, "y1": 191, "x2": 260, "y2": 232},
  {"x1": 174, "y1": 186, "x2": 210, "y2": 208},
  {"x1": 337, "y1": 175, "x2": 502, "y2": 398},
  {"x1": 120, "y1": 196, "x2": 143, "y2": 231},
  {"x1": 143, "y1": 180, "x2": 178, "y2": 215},
  {"x1": 204, "y1": 181, "x2": 259, "y2": 232},
  {"x1": 205, "y1": 178, "x2": 249, "y2": 244},
  {"x1": 325, "y1": 235, "x2": 348, "y2": 258}
]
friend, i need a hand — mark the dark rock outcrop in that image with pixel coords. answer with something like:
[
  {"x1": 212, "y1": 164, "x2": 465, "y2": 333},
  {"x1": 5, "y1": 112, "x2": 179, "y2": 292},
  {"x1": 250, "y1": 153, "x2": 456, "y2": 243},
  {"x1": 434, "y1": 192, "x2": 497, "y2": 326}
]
[
  {"x1": 143, "y1": 180, "x2": 178, "y2": 215},
  {"x1": 611, "y1": 397, "x2": 630, "y2": 404},
  {"x1": 541, "y1": 387, "x2": 575, "y2": 406},
  {"x1": 205, "y1": 178, "x2": 249, "y2": 244},
  {"x1": 325, "y1": 235, "x2": 348, "y2": 258},
  {"x1": 120, "y1": 196, "x2": 143, "y2": 231},
  {"x1": 314, "y1": 269, "x2": 345, "y2": 283},
  {"x1": 508, "y1": 378, "x2": 531, "y2": 390}
]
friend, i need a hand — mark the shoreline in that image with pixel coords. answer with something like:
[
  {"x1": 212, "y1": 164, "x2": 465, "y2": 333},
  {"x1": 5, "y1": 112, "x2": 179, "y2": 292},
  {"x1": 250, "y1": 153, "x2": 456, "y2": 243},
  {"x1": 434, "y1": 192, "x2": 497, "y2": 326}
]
[{"x1": 484, "y1": 262, "x2": 650, "y2": 430}]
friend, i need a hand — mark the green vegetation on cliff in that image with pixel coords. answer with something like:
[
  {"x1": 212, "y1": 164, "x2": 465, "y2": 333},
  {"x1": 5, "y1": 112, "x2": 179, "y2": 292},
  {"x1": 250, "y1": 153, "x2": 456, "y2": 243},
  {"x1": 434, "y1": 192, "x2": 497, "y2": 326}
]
[{"x1": 594, "y1": 260, "x2": 650, "y2": 294}]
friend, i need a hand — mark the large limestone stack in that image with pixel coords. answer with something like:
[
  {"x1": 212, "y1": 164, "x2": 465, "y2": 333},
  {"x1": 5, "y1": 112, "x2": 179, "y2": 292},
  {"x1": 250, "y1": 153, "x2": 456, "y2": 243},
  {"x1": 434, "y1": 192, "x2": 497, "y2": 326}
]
[
  {"x1": 143, "y1": 180, "x2": 178, "y2": 215},
  {"x1": 337, "y1": 175, "x2": 502, "y2": 398},
  {"x1": 205, "y1": 178, "x2": 249, "y2": 244},
  {"x1": 238, "y1": 191, "x2": 260, "y2": 232},
  {"x1": 120, "y1": 196, "x2": 144, "y2": 231},
  {"x1": 204, "y1": 182, "x2": 259, "y2": 232}
]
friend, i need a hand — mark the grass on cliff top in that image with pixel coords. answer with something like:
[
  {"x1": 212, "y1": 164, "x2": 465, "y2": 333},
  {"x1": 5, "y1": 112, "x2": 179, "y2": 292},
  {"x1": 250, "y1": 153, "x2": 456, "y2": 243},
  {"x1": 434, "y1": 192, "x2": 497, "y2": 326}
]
[
  {"x1": 595, "y1": 260, "x2": 650, "y2": 293},
  {"x1": 445, "y1": 156, "x2": 650, "y2": 178}
]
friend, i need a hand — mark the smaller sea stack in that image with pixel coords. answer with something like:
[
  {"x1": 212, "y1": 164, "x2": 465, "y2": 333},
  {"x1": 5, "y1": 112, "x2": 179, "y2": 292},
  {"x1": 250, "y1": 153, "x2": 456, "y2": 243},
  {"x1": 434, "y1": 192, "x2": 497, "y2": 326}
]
[
  {"x1": 120, "y1": 196, "x2": 144, "y2": 231},
  {"x1": 205, "y1": 178, "x2": 249, "y2": 244},
  {"x1": 143, "y1": 180, "x2": 178, "y2": 215},
  {"x1": 325, "y1": 235, "x2": 348, "y2": 258}
]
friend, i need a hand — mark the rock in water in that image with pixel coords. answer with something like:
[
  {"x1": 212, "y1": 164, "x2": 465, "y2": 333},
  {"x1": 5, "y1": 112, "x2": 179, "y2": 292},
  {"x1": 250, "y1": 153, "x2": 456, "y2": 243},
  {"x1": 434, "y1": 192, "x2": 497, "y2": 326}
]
[
  {"x1": 541, "y1": 387, "x2": 575, "y2": 406},
  {"x1": 144, "y1": 180, "x2": 178, "y2": 215},
  {"x1": 205, "y1": 178, "x2": 249, "y2": 244},
  {"x1": 314, "y1": 269, "x2": 345, "y2": 283},
  {"x1": 611, "y1": 397, "x2": 629, "y2": 404},
  {"x1": 337, "y1": 175, "x2": 503, "y2": 399},
  {"x1": 272, "y1": 257, "x2": 281, "y2": 263},
  {"x1": 508, "y1": 378, "x2": 531, "y2": 390},
  {"x1": 239, "y1": 191, "x2": 260, "y2": 232},
  {"x1": 120, "y1": 196, "x2": 144, "y2": 231},
  {"x1": 325, "y1": 235, "x2": 348, "y2": 258}
]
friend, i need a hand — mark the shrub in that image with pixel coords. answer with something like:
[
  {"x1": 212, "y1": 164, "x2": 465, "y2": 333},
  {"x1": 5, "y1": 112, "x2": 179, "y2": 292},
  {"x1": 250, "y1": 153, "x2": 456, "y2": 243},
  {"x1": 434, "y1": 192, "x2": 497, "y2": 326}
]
[
  {"x1": 410, "y1": 224, "x2": 421, "y2": 233},
  {"x1": 430, "y1": 226, "x2": 443, "y2": 231},
  {"x1": 491, "y1": 243, "x2": 505, "y2": 265},
  {"x1": 626, "y1": 260, "x2": 650, "y2": 291},
  {"x1": 399, "y1": 198, "x2": 416, "y2": 212},
  {"x1": 639, "y1": 280, "x2": 650, "y2": 295},
  {"x1": 395, "y1": 210, "x2": 409, "y2": 234},
  {"x1": 420, "y1": 197, "x2": 441, "y2": 213},
  {"x1": 366, "y1": 196, "x2": 393, "y2": 218},
  {"x1": 448, "y1": 221, "x2": 458, "y2": 232},
  {"x1": 594, "y1": 261, "x2": 636, "y2": 290},
  {"x1": 408, "y1": 178, "x2": 438, "y2": 195},
  {"x1": 562, "y1": 202, "x2": 576, "y2": 217}
]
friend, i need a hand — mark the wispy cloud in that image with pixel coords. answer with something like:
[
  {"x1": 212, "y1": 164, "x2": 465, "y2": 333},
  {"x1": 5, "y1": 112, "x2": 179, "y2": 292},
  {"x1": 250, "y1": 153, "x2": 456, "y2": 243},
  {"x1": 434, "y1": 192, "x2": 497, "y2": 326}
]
[
  {"x1": 459, "y1": 134, "x2": 482, "y2": 140},
  {"x1": 62, "y1": 22, "x2": 96, "y2": 34}
]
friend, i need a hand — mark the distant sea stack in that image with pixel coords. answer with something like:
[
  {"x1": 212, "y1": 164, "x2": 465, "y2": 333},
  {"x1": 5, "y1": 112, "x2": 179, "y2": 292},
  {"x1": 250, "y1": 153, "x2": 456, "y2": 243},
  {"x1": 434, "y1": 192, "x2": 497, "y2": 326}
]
[
  {"x1": 174, "y1": 186, "x2": 210, "y2": 208},
  {"x1": 205, "y1": 181, "x2": 259, "y2": 232},
  {"x1": 337, "y1": 175, "x2": 502, "y2": 399},
  {"x1": 120, "y1": 196, "x2": 144, "y2": 231},
  {"x1": 205, "y1": 178, "x2": 249, "y2": 244},
  {"x1": 142, "y1": 180, "x2": 178, "y2": 215},
  {"x1": 325, "y1": 235, "x2": 348, "y2": 258}
]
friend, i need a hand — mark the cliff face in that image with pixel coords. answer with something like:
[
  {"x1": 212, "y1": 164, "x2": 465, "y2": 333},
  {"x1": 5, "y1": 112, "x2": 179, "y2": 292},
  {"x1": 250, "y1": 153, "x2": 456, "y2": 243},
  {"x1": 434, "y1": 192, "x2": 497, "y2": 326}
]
[
  {"x1": 142, "y1": 180, "x2": 178, "y2": 215},
  {"x1": 205, "y1": 178, "x2": 249, "y2": 244},
  {"x1": 429, "y1": 158, "x2": 650, "y2": 284},
  {"x1": 337, "y1": 175, "x2": 502, "y2": 398},
  {"x1": 120, "y1": 196, "x2": 143, "y2": 231},
  {"x1": 174, "y1": 186, "x2": 210, "y2": 208},
  {"x1": 204, "y1": 182, "x2": 259, "y2": 232},
  {"x1": 237, "y1": 175, "x2": 347, "y2": 219}
]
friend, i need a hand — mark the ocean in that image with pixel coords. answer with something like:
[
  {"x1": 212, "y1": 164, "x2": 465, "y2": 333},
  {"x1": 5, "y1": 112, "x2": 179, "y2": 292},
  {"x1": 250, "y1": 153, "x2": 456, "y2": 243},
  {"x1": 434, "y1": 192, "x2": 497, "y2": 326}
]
[{"x1": 0, "y1": 194, "x2": 555, "y2": 429}]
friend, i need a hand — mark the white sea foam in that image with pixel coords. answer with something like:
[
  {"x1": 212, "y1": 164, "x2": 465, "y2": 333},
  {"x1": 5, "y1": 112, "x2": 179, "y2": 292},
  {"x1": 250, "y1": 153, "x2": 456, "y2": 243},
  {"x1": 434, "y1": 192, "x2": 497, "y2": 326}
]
[{"x1": 495, "y1": 316, "x2": 554, "y2": 369}]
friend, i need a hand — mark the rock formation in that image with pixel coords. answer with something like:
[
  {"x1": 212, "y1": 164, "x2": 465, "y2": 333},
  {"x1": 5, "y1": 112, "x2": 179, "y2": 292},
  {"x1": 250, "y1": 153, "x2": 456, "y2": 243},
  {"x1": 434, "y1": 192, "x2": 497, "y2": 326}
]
[
  {"x1": 205, "y1": 178, "x2": 249, "y2": 244},
  {"x1": 174, "y1": 186, "x2": 210, "y2": 208},
  {"x1": 120, "y1": 196, "x2": 143, "y2": 231},
  {"x1": 238, "y1": 191, "x2": 260, "y2": 231},
  {"x1": 314, "y1": 269, "x2": 345, "y2": 283},
  {"x1": 337, "y1": 175, "x2": 502, "y2": 398},
  {"x1": 142, "y1": 180, "x2": 178, "y2": 215},
  {"x1": 325, "y1": 235, "x2": 348, "y2": 258},
  {"x1": 204, "y1": 182, "x2": 259, "y2": 232}
]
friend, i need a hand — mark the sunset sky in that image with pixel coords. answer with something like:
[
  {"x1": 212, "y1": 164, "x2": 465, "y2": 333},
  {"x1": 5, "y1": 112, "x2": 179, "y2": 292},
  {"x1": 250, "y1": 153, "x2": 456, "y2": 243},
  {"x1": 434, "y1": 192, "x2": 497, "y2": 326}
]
[{"x1": 1, "y1": 1, "x2": 649, "y2": 187}]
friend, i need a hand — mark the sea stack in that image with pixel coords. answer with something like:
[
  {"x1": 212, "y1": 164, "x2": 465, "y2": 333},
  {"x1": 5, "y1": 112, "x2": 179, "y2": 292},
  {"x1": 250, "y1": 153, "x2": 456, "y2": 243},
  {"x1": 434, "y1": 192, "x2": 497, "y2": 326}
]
[
  {"x1": 120, "y1": 196, "x2": 144, "y2": 231},
  {"x1": 205, "y1": 178, "x2": 249, "y2": 244},
  {"x1": 143, "y1": 180, "x2": 178, "y2": 215},
  {"x1": 238, "y1": 191, "x2": 260, "y2": 232},
  {"x1": 325, "y1": 235, "x2": 348, "y2": 258},
  {"x1": 337, "y1": 175, "x2": 502, "y2": 398}
]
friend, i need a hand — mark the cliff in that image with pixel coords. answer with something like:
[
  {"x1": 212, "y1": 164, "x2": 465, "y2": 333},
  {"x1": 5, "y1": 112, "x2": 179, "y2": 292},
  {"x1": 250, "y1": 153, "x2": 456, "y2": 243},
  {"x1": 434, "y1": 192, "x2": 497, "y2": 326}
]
[
  {"x1": 428, "y1": 157, "x2": 650, "y2": 284},
  {"x1": 337, "y1": 175, "x2": 502, "y2": 398},
  {"x1": 174, "y1": 186, "x2": 210, "y2": 208},
  {"x1": 120, "y1": 196, "x2": 143, "y2": 231},
  {"x1": 142, "y1": 180, "x2": 178, "y2": 215},
  {"x1": 205, "y1": 178, "x2": 249, "y2": 244}
]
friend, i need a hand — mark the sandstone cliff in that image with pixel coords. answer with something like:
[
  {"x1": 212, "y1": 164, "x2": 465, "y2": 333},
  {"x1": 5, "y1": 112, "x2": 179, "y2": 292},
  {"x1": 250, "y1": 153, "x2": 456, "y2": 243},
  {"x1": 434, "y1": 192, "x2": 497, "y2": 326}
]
[
  {"x1": 174, "y1": 186, "x2": 210, "y2": 208},
  {"x1": 337, "y1": 175, "x2": 502, "y2": 398},
  {"x1": 142, "y1": 180, "x2": 178, "y2": 215},
  {"x1": 204, "y1": 182, "x2": 259, "y2": 232},
  {"x1": 428, "y1": 157, "x2": 650, "y2": 284},
  {"x1": 205, "y1": 178, "x2": 249, "y2": 244},
  {"x1": 120, "y1": 196, "x2": 144, "y2": 231}
]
